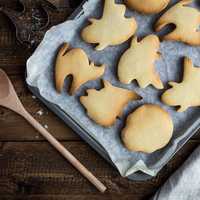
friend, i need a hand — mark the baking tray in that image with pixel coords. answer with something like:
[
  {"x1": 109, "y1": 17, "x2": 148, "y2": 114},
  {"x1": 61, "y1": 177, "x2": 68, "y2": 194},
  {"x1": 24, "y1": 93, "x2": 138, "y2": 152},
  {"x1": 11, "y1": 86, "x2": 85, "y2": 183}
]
[{"x1": 26, "y1": 0, "x2": 200, "y2": 181}]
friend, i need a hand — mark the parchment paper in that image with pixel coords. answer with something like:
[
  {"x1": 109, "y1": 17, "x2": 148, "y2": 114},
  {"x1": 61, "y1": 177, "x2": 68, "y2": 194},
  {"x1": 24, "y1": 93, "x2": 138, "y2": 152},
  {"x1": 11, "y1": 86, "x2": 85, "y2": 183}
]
[{"x1": 26, "y1": 0, "x2": 200, "y2": 177}]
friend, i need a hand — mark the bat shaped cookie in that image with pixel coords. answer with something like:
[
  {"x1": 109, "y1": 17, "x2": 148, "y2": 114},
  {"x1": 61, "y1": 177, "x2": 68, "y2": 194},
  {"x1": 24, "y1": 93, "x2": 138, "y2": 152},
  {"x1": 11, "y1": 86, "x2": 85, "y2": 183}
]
[
  {"x1": 118, "y1": 34, "x2": 163, "y2": 89},
  {"x1": 81, "y1": 0, "x2": 137, "y2": 50},
  {"x1": 162, "y1": 57, "x2": 200, "y2": 112},
  {"x1": 80, "y1": 80, "x2": 140, "y2": 127},
  {"x1": 125, "y1": 0, "x2": 170, "y2": 14},
  {"x1": 155, "y1": 0, "x2": 200, "y2": 46},
  {"x1": 55, "y1": 43, "x2": 105, "y2": 95}
]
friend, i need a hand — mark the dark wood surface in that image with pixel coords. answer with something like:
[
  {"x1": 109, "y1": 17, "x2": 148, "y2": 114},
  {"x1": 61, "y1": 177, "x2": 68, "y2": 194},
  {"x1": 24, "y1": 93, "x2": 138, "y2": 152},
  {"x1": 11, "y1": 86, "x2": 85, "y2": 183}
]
[{"x1": 0, "y1": 1, "x2": 200, "y2": 199}]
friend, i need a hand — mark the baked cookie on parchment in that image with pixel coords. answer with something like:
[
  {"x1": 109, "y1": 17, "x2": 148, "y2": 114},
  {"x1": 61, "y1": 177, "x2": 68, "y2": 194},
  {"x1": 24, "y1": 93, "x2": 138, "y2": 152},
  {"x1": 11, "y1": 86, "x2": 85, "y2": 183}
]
[
  {"x1": 125, "y1": 0, "x2": 170, "y2": 14},
  {"x1": 121, "y1": 104, "x2": 173, "y2": 153},
  {"x1": 118, "y1": 34, "x2": 163, "y2": 89},
  {"x1": 55, "y1": 43, "x2": 105, "y2": 95},
  {"x1": 81, "y1": 0, "x2": 137, "y2": 50},
  {"x1": 80, "y1": 80, "x2": 140, "y2": 127},
  {"x1": 155, "y1": 0, "x2": 200, "y2": 46},
  {"x1": 162, "y1": 57, "x2": 200, "y2": 112}
]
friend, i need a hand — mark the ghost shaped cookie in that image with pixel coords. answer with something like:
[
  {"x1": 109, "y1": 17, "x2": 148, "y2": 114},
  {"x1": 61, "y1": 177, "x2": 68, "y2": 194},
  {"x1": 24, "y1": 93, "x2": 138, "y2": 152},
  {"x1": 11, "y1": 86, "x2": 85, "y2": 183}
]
[
  {"x1": 80, "y1": 80, "x2": 140, "y2": 127},
  {"x1": 81, "y1": 0, "x2": 137, "y2": 51},
  {"x1": 125, "y1": 0, "x2": 170, "y2": 14},
  {"x1": 55, "y1": 43, "x2": 105, "y2": 95},
  {"x1": 118, "y1": 34, "x2": 163, "y2": 89},
  {"x1": 155, "y1": 0, "x2": 200, "y2": 46},
  {"x1": 121, "y1": 104, "x2": 173, "y2": 153},
  {"x1": 162, "y1": 57, "x2": 200, "y2": 112}
]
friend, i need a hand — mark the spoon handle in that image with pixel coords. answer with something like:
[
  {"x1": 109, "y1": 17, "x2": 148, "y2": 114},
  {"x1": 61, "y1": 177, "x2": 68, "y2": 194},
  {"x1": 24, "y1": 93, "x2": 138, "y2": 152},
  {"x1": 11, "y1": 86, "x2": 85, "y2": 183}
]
[{"x1": 22, "y1": 110, "x2": 106, "y2": 193}]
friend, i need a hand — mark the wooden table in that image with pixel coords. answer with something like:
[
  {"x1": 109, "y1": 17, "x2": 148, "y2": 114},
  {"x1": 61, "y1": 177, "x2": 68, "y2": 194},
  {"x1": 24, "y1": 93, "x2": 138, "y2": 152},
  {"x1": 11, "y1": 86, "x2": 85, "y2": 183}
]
[{"x1": 0, "y1": 1, "x2": 199, "y2": 199}]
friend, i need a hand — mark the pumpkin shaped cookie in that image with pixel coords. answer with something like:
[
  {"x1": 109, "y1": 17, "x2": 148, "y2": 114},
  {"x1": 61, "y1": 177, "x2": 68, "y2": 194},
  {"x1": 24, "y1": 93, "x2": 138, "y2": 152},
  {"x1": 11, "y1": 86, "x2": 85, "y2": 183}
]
[{"x1": 122, "y1": 104, "x2": 173, "y2": 153}]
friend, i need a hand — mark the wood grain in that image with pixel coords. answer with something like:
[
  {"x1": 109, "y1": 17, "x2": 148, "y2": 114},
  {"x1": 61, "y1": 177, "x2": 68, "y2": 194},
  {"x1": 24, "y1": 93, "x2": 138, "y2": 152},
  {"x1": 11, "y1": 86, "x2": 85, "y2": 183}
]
[{"x1": 0, "y1": 140, "x2": 199, "y2": 200}]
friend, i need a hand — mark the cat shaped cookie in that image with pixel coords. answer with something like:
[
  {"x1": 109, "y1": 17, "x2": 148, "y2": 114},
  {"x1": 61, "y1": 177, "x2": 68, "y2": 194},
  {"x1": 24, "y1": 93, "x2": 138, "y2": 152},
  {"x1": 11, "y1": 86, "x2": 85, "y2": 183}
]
[
  {"x1": 55, "y1": 43, "x2": 105, "y2": 95},
  {"x1": 121, "y1": 104, "x2": 173, "y2": 153},
  {"x1": 81, "y1": 0, "x2": 137, "y2": 51},
  {"x1": 125, "y1": 0, "x2": 170, "y2": 14},
  {"x1": 80, "y1": 80, "x2": 140, "y2": 127},
  {"x1": 118, "y1": 35, "x2": 163, "y2": 89},
  {"x1": 162, "y1": 57, "x2": 200, "y2": 112},
  {"x1": 155, "y1": 0, "x2": 200, "y2": 46}
]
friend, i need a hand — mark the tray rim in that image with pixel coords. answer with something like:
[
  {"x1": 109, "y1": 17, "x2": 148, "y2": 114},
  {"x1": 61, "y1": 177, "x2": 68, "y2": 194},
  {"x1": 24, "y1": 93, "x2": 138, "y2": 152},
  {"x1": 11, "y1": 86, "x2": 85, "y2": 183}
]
[{"x1": 26, "y1": 0, "x2": 200, "y2": 181}]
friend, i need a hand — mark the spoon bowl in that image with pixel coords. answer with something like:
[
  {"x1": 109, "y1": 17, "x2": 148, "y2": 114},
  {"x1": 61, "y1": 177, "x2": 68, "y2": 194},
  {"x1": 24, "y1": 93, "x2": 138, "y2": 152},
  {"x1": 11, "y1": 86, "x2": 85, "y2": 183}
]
[
  {"x1": 0, "y1": 69, "x2": 10, "y2": 99},
  {"x1": 0, "y1": 69, "x2": 24, "y2": 114}
]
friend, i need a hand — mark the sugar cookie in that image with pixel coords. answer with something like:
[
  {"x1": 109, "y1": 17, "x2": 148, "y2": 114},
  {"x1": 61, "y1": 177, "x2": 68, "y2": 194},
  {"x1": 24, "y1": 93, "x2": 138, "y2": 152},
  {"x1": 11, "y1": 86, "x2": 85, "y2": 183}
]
[
  {"x1": 162, "y1": 57, "x2": 200, "y2": 112},
  {"x1": 55, "y1": 43, "x2": 105, "y2": 95},
  {"x1": 121, "y1": 104, "x2": 173, "y2": 153},
  {"x1": 81, "y1": 0, "x2": 137, "y2": 51},
  {"x1": 155, "y1": 0, "x2": 200, "y2": 46},
  {"x1": 118, "y1": 35, "x2": 163, "y2": 89},
  {"x1": 125, "y1": 0, "x2": 170, "y2": 14},
  {"x1": 80, "y1": 80, "x2": 140, "y2": 127}
]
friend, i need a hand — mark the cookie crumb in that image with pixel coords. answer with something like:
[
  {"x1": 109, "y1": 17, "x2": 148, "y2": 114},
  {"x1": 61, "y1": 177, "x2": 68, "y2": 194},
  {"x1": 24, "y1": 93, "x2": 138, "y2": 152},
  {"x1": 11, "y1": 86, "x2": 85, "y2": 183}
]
[
  {"x1": 36, "y1": 110, "x2": 43, "y2": 116},
  {"x1": 44, "y1": 124, "x2": 48, "y2": 129}
]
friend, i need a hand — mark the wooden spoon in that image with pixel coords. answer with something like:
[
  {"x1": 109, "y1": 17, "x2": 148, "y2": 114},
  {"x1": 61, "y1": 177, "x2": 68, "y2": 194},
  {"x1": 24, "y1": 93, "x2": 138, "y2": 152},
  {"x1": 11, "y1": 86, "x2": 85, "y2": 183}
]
[{"x1": 0, "y1": 69, "x2": 106, "y2": 193}]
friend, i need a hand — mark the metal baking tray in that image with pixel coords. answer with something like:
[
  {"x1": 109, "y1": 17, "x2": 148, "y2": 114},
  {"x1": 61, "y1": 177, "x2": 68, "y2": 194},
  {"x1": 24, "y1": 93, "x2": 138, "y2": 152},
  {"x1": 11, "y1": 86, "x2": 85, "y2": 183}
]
[{"x1": 26, "y1": 0, "x2": 200, "y2": 181}]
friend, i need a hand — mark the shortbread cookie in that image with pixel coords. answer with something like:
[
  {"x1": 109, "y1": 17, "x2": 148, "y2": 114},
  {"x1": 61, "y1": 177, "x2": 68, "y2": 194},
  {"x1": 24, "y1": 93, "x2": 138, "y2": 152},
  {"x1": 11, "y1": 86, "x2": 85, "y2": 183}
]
[
  {"x1": 125, "y1": 0, "x2": 170, "y2": 14},
  {"x1": 81, "y1": 0, "x2": 137, "y2": 51},
  {"x1": 155, "y1": 0, "x2": 200, "y2": 46},
  {"x1": 118, "y1": 35, "x2": 163, "y2": 89},
  {"x1": 80, "y1": 80, "x2": 140, "y2": 127},
  {"x1": 55, "y1": 43, "x2": 105, "y2": 95},
  {"x1": 121, "y1": 104, "x2": 173, "y2": 153},
  {"x1": 162, "y1": 57, "x2": 200, "y2": 112}
]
